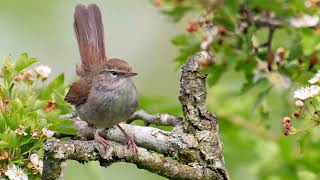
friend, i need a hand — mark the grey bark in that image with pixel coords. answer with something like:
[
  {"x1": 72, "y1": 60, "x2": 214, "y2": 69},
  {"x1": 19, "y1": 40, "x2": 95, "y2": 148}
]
[{"x1": 42, "y1": 51, "x2": 229, "y2": 180}]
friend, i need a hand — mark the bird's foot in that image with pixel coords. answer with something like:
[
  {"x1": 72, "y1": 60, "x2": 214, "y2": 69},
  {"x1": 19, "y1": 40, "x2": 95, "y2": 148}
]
[
  {"x1": 117, "y1": 124, "x2": 138, "y2": 153},
  {"x1": 125, "y1": 136, "x2": 138, "y2": 153},
  {"x1": 94, "y1": 132, "x2": 109, "y2": 150}
]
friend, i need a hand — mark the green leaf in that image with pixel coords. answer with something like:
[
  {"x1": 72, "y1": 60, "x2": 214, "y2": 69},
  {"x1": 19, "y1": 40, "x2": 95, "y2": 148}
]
[
  {"x1": 301, "y1": 28, "x2": 320, "y2": 55},
  {"x1": 50, "y1": 118, "x2": 77, "y2": 135},
  {"x1": 53, "y1": 92, "x2": 73, "y2": 114},
  {"x1": 161, "y1": 6, "x2": 191, "y2": 22},
  {"x1": 0, "y1": 129, "x2": 18, "y2": 148},
  {"x1": 213, "y1": 6, "x2": 237, "y2": 31},
  {"x1": 39, "y1": 73, "x2": 65, "y2": 100},
  {"x1": 171, "y1": 34, "x2": 200, "y2": 65},
  {"x1": 2, "y1": 56, "x2": 15, "y2": 86},
  {"x1": 0, "y1": 140, "x2": 10, "y2": 148},
  {"x1": 252, "y1": 86, "x2": 272, "y2": 112},
  {"x1": 207, "y1": 64, "x2": 227, "y2": 86},
  {"x1": 19, "y1": 136, "x2": 32, "y2": 147},
  {"x1": 14, "y1": 53, "x2": 37, "y2": 72}
]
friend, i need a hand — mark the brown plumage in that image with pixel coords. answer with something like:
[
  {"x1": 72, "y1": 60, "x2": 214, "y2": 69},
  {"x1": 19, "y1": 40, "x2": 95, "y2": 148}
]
[
  {"x1": 65, "y1": 4, "x2": 139, "y2": 152},
  {"x1": 65, "y1": 4, "x2": 106, "y2": 106},
  {"x1": 65, "y1": 58, "x2": 133, "y2": 106},
  {"x1": 74, "y1": 4, "x2": 106, "y2": 74},
  {"x1": 65, "y1": 77, "x2": 91, "y2": 106},
  {"x1": 65, "y1": 4, "x2": 137, "y2": 107}
]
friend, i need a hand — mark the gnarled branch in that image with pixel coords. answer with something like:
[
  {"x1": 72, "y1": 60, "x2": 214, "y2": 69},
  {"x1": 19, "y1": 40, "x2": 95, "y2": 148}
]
[{"x1": 42, "y1": 51, "x2": 229, "y2": 180}]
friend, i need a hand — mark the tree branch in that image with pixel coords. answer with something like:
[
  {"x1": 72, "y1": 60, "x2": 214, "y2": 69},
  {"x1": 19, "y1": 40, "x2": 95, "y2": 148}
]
[
  {"x1": 127, "y1": 109, "x2": 183, "y2": 126},
  {"x1": 43, "y1": 139, "x2": 222, "y2": 180},
  {"x1": 71, "y1": 120, "x2": 197, "y2": 155},
  {"x1": 42, "y1": 51, "x2": 229, "y2": 180}
]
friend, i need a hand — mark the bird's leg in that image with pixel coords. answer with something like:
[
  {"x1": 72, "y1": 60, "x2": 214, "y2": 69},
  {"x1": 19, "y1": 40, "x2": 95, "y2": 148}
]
[
  {"x1": 94, "y1": 129, "x2": 109, "y2": 150},
  {"x1": 116, "y1": 124, "x2": 138, "y2": 153}
]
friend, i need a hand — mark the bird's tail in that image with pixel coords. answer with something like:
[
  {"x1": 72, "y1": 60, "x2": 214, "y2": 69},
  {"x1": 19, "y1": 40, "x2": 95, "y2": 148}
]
[{"x1": 74, "y1": 4, "x2": 107, "y2": 76}]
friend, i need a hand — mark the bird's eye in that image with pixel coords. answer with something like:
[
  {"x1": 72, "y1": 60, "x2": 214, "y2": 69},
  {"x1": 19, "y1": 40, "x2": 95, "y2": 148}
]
[{"x1": 110, "y1": 71, "x2": 117, "y2": 77}]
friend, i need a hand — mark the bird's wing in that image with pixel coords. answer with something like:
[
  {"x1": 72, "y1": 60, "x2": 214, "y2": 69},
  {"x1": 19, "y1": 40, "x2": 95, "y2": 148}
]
[{"x1": 64, "y1": 78, "x2": 91, "y2": 106}]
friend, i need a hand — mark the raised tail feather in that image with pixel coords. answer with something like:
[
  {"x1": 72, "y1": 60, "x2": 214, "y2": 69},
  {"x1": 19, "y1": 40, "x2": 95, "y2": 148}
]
[{"x1": 74, "y1": 4, "x2": 107, "y2": 75}]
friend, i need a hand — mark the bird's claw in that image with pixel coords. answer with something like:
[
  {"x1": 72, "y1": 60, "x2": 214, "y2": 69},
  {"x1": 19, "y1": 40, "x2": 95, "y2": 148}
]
[
  {"x1": 126, "y1": 137, "x2": 138, "y2": 153},
  {"x1": 94, "y1": 133, "x2": 109, "y2": 150}
]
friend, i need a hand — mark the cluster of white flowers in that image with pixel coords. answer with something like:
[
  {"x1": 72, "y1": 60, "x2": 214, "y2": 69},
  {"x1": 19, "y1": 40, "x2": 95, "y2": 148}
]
[
  {"x1": 4, "y1": 153, "x2": 44, "y2": 179},
  {"x1": 30, "y1": 153, "x2": 44, "y2": 174},
  {"x1": 35, "y1": 65, "x2": 51, "y2": 79},
  {"x1": 5, "y1": 164, "x2": 28, "y2": 180},
  {"x1": 289, "y1": 14, "x2": 319, "y2": 28},
  {"x1": 294, "y1": 85, "x2": 320, "y2": 100},
  {"x1": 293, "y1": 71, "x2": 320, "y2": 101},
  {"x1": 42, "y1": 128, "x2": 54, "y2": 138},
  {"x1": 308, "y1": 70, "x2": 320, "y2": 84}
]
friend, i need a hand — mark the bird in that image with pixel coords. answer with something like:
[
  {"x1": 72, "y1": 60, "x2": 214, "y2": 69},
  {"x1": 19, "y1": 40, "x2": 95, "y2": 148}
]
[{"x1": 64, "y1": 4, "x2": 139, "y2": 151}]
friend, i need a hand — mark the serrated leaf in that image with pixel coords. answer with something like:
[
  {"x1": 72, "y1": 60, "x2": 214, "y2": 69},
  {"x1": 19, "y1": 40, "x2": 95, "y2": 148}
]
[{"x1": 14, "y1": 53, "x2": 37, "y2": 72}]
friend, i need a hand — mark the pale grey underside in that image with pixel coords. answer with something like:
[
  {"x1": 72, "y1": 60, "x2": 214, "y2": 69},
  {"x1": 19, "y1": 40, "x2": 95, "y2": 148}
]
[{"x1": 76, "y1": 78, "x2": 138, "y2": 129}]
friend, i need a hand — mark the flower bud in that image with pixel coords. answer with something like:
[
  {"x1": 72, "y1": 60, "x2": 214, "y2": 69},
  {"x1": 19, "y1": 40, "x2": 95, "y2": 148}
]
[
  {"x1": 186, "y1": 20, "x2": 199, "y2": 33},
  {"x1": 284, "y1": 122, "x2": 291, "y2": 130},
  {"x1": 295, "y1": 100, "x2": 304, "y2": 107},
  {"x1": 282, "y1": 116, "x2": 291, "y2": 123},
  {"x1": 153, "y1": 0, "x2": 162, "y2": 7},
  {"x1": 283, "y1": 129, "x2": 290, "y2": 136},
  {"x1": 14, "y1": 73, "x2": 23, "y2": 81}
]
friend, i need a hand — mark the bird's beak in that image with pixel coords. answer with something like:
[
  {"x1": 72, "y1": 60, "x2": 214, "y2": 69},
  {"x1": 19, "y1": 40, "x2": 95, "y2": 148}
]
[{"x1": 124, "y1": 72, "x2": 138, "y2": 77}]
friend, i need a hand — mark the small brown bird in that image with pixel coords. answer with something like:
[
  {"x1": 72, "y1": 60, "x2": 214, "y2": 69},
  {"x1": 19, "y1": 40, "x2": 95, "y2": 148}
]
[{"x1": 65, "y1": 4, "x2": 139, "y2": 151}]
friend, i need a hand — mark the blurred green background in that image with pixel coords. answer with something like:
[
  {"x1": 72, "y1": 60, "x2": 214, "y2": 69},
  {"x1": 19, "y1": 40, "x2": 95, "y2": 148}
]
[
  {"x1": 0, "y1": 0, "x2": 178, "y2": 179},
  {"x1": 1, "y1": 0, "x2": 320, "y2": 180}
]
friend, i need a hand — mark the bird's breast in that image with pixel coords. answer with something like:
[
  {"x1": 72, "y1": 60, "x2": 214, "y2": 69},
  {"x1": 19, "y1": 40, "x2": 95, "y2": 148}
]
[{"x1": 77, "y1": 79, "x2": 138, "y2": 128}]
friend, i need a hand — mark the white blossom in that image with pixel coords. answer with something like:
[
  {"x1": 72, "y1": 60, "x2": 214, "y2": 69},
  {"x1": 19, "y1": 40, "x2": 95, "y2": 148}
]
[
  {"x1": 295, "y1": 100, "x2": 304, "y2": 107},
  {"x1": 42, "y1": 128, "x2": 54, "y2": 138},
  {"x1": 289, "y1": 14, "x2": 319, "y2": 28},
  {"x1": 30, "y1": 153, "x2": 43, "y2": 174},
  {"x1": 268, "y1": 72, "x2": 291, "y2": 90},
  {"x1": 294, "y1": 85, "x2": 320, "y2": 100},
  {"x1": 308, "y1": 70, "x2": 320, "y2": 84},
  {"x1": 35, "y1": 65, "x2": 51, "y2": 79},
  {"x1": 5, "y1": 164, "x2": 28, "y2": 180}
]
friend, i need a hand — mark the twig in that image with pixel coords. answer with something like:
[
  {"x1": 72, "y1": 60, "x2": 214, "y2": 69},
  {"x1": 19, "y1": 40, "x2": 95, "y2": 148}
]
[{"x1": 127, "y1": 109, "x2": 183, "y2": 126}]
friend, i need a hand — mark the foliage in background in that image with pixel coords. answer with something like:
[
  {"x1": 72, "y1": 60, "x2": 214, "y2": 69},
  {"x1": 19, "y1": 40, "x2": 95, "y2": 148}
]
[
  {"x1": 152, "y1": 0, "x2": 320, "y2": 179},
  {"x1": 0, "y1": 54, "x2": 76, "y2": 179}
]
